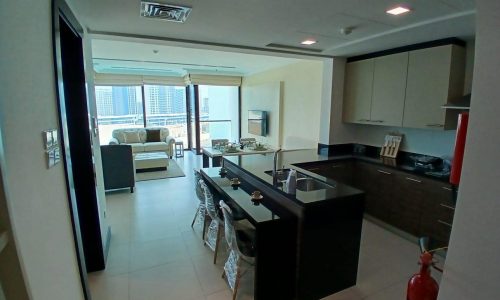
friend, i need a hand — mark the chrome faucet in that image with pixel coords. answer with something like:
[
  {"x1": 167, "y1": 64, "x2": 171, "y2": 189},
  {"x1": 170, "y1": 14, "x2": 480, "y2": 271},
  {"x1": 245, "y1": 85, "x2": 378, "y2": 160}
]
[{"x1": 272, "y1": 148, "x2": 282, "y2": 186}]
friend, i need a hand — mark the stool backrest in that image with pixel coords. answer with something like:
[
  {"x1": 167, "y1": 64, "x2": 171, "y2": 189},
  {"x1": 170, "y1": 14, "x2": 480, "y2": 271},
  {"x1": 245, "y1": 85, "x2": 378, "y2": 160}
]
[
  {"x1": 219, "y1": 200, "x2": 237, "y2": 250},
  {"x1": 193, "y1": 169, "x2": 204, "y2": 202},
  {"x1": 200, "y1": 180, "x2": 219, "y2": 220}
]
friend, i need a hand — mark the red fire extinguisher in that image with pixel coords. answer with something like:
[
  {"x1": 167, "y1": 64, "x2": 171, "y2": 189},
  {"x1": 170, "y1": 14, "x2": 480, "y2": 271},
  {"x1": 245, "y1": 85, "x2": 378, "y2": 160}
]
[{"x1": 407, "y1": 251, "x2": 440, "y2": 300}]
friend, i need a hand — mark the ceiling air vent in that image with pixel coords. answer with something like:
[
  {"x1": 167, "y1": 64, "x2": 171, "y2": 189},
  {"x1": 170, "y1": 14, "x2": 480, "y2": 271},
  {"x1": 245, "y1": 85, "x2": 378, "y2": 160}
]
[
  {"x1": 140, "y1": 1, "x2": 192, "y2": 23},
  {"x1": 266, "y1": 43, "x2": 324, "y2": 53}
]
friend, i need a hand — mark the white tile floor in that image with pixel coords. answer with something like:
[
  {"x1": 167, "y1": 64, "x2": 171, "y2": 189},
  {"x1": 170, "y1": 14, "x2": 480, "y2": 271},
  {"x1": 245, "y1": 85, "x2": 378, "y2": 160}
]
[{"x1": 89, "y1": 152, "x2": 442, "y2": 300}]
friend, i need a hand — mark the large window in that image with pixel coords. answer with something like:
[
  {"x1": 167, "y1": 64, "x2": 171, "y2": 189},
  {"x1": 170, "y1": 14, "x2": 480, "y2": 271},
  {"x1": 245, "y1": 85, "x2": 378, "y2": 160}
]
[
  {"x1": 95, "y1": 85, "x2": 189, "y2": 146},
  {"x1": 95, "y1": 86, "x2": 143, "y2": 145},
  {"x1": 143, "y1": 85, "x2": 188, "y2": 147},
  {"x1": 94, "y1": 83, "x2": 240, "y2": 151},
  {"x1": 198, "y1": 85, "x2": 239, "y2": 148}
]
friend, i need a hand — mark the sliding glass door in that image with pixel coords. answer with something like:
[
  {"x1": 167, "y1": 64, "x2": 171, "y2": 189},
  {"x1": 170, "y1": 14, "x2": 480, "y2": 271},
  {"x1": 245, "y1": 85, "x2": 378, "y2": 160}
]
[
  {"x1": 198, "y1": 85, "x2": 239, "y2": 148},
  {"x1": 94, "y1": 83, "x2": 239, "y2": 152}
]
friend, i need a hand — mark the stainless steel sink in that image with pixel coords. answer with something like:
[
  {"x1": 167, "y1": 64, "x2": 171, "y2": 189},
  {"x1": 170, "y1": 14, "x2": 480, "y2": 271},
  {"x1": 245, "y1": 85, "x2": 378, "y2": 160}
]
[
  {"x1": 264, "y1": 169, "x2": 307, "y2": 181},
  {"x1": 295, "y1": 178, "x2": 334, "y2": 191},
  {"x1": 264, "y1": 169, "x2": 334, "y2": 191}
]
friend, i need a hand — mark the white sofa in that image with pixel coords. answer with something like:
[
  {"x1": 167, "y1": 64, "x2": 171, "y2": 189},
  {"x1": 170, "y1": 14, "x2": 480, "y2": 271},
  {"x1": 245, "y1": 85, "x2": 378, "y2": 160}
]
[{"x1": 109, "y1": 127, "x2": 175, "y2": 158}]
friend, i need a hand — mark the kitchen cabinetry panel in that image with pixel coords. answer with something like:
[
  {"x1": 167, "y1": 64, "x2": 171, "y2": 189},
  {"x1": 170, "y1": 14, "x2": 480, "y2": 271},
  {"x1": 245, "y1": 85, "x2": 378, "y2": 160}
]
[
  {"x1": 403, "y1": 45, "x2": 465, "y2": 130},
  {"x1": 305, "y1": 161, "x2": 354, "y2": 185},
  {"x1": 371, "y1": 52, "x2": 409, "y2": 127},
  {"x1": 391, "y1": 175, "x2": 425, "y2": 236},
  {"x1": 343, "y1": 59, "x2": 374, "y2": 124},
  {"x1": 354, "y1": 162, "x2": 394, "y2": 224},
  {"x1": 343, "y1": 43, "x2": 465, "y2": 130},
  {"x1": 419, "y1": 181, "x2": 454, "y2": 247},
  {"x1": 352, "y1": 161, "x2": 455, "y2": 246}
]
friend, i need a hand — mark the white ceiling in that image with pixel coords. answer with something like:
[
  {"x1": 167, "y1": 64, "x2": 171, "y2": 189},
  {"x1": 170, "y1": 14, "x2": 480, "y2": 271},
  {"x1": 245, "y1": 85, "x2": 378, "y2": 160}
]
[
  {"x1": 73, "y1": 0, "x2": 476, "y2": 75},
  {"x1": 92, "y1": 39, "x2": 309, "y2": 76}
]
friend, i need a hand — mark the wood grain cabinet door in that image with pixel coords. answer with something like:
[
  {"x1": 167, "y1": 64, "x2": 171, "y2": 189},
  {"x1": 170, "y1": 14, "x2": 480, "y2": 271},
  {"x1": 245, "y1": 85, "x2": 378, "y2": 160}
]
[
  {"x1": 354, "y1": 162, "x2": 394, "y2": 223},
  {"x1": 343, "y1": 59, "x2": 374, "y2": 124},
  {"x1": 391, "y1": 174, "x2": 426, "y2": 236},
  {"x1": 419, "y1": 181, "x2": 455, "y2": 247},
  {"x1": 370, "y1": 52, "x2": 409, "y2": 126},
  {"x1": 403, "y1": 45, "x2": 465, "y2": 130}
]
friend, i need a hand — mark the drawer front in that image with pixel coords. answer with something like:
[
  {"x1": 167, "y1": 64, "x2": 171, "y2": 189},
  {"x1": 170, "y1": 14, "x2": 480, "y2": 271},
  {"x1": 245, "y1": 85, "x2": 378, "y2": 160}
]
[{"x1": 420, "y1": 180, "x2": 455, "y2": 245}]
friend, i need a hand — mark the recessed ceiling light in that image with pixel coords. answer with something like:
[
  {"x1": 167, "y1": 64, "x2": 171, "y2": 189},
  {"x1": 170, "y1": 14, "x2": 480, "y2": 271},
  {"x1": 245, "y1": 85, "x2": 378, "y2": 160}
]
[
  {"x1": 301, "y1": 39, "x2": 317, "y2": 45},
  {"x1": 386, "y1": 6, "x2": 411, "y2": 15}
]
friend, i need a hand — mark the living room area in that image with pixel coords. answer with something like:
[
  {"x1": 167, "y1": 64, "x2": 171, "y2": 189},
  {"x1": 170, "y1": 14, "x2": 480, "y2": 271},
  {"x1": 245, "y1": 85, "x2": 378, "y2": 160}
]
[
  {"x1": 93, "y1": 38, "x2": 327, "y2": 191},
  {"x1": 90, "y1": 37, "x2": 328, "y2": 299}
]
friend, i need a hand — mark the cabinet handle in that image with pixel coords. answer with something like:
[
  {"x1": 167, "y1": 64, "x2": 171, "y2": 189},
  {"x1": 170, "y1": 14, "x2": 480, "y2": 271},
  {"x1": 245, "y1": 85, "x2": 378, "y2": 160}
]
[
  {"x1": 425, "y1": 124, "x2": 445, "y2": 127},
  {"x1": 331, "y1": 165, "x2": 344, "y2": 169},
  {"x1": 438, "y1": 220, "x2": 452, "y2": 227},
  {"x1": 440, "y1": 203, "x2": 455, "y2": 210},
  {"x1": 405, "y1": 177, "x2": 422, "y2": 183},
  {"x1": 358, "y1": 119, "x2": 370, "y2": 122},
  {"x1": 377, "y1": 169, "x2": 392, "y2": 175},
  {"x1": 442, "y1": 186, "x2": 452, "y2": 191},
  {"x1": 371, "y1": 120, "x2": 384, "y2": 123}
]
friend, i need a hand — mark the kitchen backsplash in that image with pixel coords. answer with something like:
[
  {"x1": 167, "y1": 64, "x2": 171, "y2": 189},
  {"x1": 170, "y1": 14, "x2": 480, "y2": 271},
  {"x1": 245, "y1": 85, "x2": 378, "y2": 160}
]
[{"x1": 350, "y1": 124, "x2": 457, "y2": 158}]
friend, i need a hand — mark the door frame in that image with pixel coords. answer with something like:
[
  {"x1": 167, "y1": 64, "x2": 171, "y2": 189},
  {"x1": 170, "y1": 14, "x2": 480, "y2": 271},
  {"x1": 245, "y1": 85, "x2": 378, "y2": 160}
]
[{"x1": 51, "y1": 0, "x2": 93, "y2": 298}]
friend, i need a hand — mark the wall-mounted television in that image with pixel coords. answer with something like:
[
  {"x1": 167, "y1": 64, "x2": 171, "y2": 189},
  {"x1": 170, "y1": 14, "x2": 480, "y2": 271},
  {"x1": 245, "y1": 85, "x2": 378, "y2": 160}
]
[{"x1": 248, "y1": 110, "x2": 267, "y2": 136}]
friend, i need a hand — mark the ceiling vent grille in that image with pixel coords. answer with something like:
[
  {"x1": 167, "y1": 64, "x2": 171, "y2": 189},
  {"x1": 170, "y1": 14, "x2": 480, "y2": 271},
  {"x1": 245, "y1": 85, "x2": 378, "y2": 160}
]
[
  {"x1": 266, "y1": 43, "x2": 324, "y2": 53},
  {"x1": 140, "y1": 1, "x2": 192, "y2": 23}
]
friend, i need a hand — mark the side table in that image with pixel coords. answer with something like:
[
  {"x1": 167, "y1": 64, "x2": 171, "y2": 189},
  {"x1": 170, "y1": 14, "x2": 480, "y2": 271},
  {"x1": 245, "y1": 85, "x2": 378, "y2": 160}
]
[{"x1": 175, "y1": 141, "x2": 184, "y2": 157}]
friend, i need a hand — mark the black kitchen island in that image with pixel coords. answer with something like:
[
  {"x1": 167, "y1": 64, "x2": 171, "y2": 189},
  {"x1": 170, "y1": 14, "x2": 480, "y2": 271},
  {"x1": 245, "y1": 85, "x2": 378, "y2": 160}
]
[{"x1": 200, "y1": 149, "x2": 365, "y2": 300}]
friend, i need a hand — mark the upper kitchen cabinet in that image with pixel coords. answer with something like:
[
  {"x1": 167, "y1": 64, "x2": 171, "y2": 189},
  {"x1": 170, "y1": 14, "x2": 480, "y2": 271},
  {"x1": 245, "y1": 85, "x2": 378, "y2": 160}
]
[
  {"x1": 371, "y1": 52, "x2": 409, "y2": 127},
  {"x1": 343, "y1": 59, "x2": 374, "y2": 124},
  {"x1": 342, "y1": 41, "x2": 466, "y2": 130},
  {"x1": 343, "y1": 52, "x2": 409, "y2": 126},
  {"x1": 403, "y1": 44, "x2": 466, "y2": 130}
]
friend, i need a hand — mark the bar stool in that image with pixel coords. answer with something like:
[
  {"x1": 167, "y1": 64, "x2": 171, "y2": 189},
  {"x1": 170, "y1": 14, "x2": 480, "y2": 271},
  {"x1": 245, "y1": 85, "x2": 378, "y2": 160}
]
[
  {"x1": 219, "y1": 200, "x2": 256, "y2": 300},
  {"x1": 191, "y1": 170, "x2": 206, "y2": 236},
  {"x1": 175, "y1": 141, "x2": 184, "y2": 157},
  {"x1": 200, "y1": 180, "x2": 224, "y2": 264}
]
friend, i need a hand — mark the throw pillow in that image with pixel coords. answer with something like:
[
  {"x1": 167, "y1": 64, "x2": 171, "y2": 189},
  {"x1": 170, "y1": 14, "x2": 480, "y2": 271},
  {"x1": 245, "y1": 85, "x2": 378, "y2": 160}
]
[
  {"x1": 123, "y1": 131, "x2": 141, "y2": 144},
  {"x1": 146, "y1": 129, "x2": 161, "y2": 142}
]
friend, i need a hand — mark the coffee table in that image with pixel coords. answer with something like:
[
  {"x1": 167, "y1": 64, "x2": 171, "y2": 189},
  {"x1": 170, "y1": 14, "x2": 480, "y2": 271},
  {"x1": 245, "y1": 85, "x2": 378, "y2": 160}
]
[{"x1": 134, "y1": 152, "x2": 169, "y2": 172}]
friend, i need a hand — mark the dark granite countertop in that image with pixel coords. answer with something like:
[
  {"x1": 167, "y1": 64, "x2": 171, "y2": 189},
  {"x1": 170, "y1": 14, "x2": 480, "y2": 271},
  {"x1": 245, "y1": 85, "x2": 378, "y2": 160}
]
[
  {"x1": 224, "y1": 149, "x2": 365, "y2": 205},
  {"x1": 223, "y1": 148, "x2": 451, "y2": 205},
  {"x1": 201, "y1": 167, "x2": 280, "y2": 225}
]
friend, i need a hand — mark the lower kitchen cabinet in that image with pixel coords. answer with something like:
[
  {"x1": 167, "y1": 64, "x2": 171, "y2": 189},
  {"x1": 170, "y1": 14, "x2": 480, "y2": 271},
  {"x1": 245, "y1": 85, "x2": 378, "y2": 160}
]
[
  {"x1": 391, "y1": 175, "x2": 427, "y2": 236},
  {"x1": 308, "y1": 160, "x2": 456, "y2": 246},
  {"x1": 354, "y1": 162, "x2": 395, "y2": 224},
  {"x1": 419, "y1": 181, "x2": 455, "y2": 247},
  {"x1": 356, "y1": 162, "x2": 455, "y2": 245}
]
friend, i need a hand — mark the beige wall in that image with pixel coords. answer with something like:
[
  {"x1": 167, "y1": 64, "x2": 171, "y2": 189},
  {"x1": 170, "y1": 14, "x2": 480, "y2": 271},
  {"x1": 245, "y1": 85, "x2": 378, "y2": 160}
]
[
  {"x1": 0, "y1": 148, "x2": 29, "y2": 300},
  {"x1": 241, "y1": 82, "x2": 283, "y2": 147},
  {"x1": 438, "y1": 1, "x2": 500, "y2": 299},
  {"x1": 242, "y1": 61, "x2": 324, "y2": 149},
  {"x1": 0, "y1": 0, "x2": 84, "y2": 299}
]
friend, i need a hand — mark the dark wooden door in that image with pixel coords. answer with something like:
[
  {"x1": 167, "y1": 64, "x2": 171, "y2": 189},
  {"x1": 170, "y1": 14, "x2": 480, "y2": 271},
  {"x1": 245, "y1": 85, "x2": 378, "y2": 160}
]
[
  {"x1": 391, "y1": 174, "x2": 426, "y2": 236},
  {"x1": 354, "y1": 162, "x2": 394, "y2": 223},
  {"x1": 53, "y1": 0, "x2": 105, "y2": 285},
  {"x1": 419, "y1": 181, "x2": 455, "y2": 247}
]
